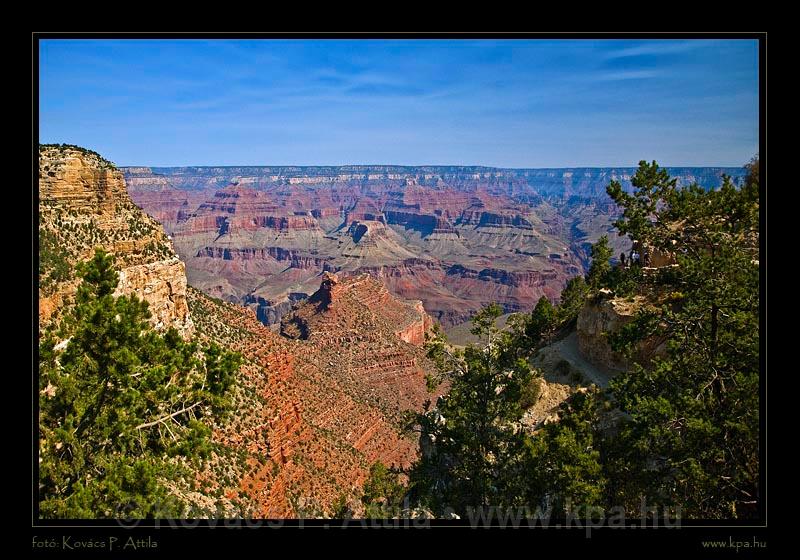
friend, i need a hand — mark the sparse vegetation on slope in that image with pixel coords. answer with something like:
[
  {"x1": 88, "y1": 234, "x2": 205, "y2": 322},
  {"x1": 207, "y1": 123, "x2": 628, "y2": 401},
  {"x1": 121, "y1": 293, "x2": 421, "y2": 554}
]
[
  {"x1": 40, "y1": 143, "x2": 117, "y2": 169},
  {"x1": 38, "y1": 227, "x2": 72, "y2": 295}
]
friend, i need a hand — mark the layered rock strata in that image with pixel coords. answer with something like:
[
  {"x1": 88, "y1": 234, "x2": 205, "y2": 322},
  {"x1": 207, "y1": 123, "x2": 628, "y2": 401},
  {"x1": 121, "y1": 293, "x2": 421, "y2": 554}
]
[
  {"x1": 39, "y1": 145, "x2": 192, "y2": 336},
  {"x1": 123, "y1": 165, "x2": 745, "y2": 330}
]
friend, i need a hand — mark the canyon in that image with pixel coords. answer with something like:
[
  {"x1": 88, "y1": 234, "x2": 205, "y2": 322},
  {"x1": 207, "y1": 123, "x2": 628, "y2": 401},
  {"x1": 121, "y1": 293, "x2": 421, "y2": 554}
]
[
  {"x1": 124, "y1": 165, "x2": 746, "y2": 330},
  {"x1": 38, "y1": 148, "x2": 750, "y2": 517},
  {"x1": 39, "y1": 146, "x2": 440, "y2": 517}
]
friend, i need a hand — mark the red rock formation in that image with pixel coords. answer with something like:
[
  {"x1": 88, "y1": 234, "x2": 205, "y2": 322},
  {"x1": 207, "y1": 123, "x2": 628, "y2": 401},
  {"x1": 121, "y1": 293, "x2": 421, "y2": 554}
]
[
  {"x1": 383, "y1": 210, "x2": 457, "y2": 235},
  {"x1": 456, "y1": 209, "x2": 534, "y2": 229},
  {"x1": 345, "y1": 199, "x2": 386, "y2": 225},
  {"x1": 311, "y1": 207, "x2": 342, "y2": 219},
  {"x1": 345, "y1": 259, "x2": 579, "y2": 327},
  {"x1": 396, "y1": 300, "x2": 434, "y2": 345},
  {"x1": 281, "y1": 272, "x2": 433, "y2": 349},
  {"x1": 196, "y1": 246, "x2": 334, "y2": 271},
  {"x1": 189, "y1": 279, "x2": 439, "y2": 517},
  {"x1": 124, "y1": 168, "x2": 190, "y2": 234}
]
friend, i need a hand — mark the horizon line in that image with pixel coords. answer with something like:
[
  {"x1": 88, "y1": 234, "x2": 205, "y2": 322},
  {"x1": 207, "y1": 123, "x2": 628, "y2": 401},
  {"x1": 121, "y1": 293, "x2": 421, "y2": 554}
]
[{"x1": 118, "y1": 163, "x2": 750, "y2": 170}]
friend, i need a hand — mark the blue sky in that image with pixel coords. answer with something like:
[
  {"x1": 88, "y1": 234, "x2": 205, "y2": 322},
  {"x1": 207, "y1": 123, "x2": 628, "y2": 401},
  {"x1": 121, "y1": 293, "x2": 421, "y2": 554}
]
[{"x1": 39, "y1": 39, "x2": 759, "y2": 167}]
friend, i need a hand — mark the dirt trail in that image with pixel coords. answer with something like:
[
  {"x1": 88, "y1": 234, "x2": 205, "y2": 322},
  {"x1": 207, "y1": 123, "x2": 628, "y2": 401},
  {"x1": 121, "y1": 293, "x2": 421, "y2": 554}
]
[
  {"x1": 522, "y1": 331, "x2": 620, "y2": 431},
  {"x1": 534, "y1": 332, "x2": 617, "y2": 389}
]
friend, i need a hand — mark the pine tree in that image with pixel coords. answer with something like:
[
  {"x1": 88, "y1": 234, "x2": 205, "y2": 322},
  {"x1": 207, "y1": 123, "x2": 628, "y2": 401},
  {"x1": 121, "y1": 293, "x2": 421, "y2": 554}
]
[
  {"x1": 38, "y1": 249, "x2": 241, "y2": 518},
  {"x1": 603, "y1": 160, "x2": 760, "y2": 518},
  {"x1": 555, "y1": 275, "x2": 589, "y2": 325},
  {"x1": 519, "y1": 159, "x2": 759, "y2": 519},
  {"x1": 587, "y1": 235, "x2": 614, "y2": 289},
  {"x1": 408, "y1": 304, "x2": 534, "y2": 516},
  {"x1": 509, "y1": 296, "x2": 556, "y2": 352},
  {"x1": 526, "y1": 387, "x2": 608, "y2": 516},
  {"x1": 361, "y1": 461, "x2": 407, "y2": 518}
]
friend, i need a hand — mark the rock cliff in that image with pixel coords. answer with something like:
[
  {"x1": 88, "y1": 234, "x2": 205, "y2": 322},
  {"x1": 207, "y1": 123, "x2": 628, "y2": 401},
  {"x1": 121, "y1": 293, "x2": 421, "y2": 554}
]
[
  {"x1": 280, "y1": 272, "x2": 433, "y2": 348},
  {"x1": 576, "y1": 292, "x2": 665, "y2": 371},
  {"x1": 38, "y1": 145, "x2": 192, "y2": 336},
  {"x1": 124, "y1": 167, "x2": 191, "y2": 234}
]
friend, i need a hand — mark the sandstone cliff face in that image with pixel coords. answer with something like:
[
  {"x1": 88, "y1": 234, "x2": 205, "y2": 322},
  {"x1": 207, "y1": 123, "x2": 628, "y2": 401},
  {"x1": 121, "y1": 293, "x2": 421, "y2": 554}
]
[
  {"x1": 395, "y1": 300, "x2": 434, "y2": 345},
  {"x1": 576, "y1": 293, "x2": 665, "y2": 371},
  {"x1": 38, "y1": 145, "x2": 192, "y2": 336},
  {"x1": 114, "y1": 258, "x2": 191, "y2": 332},
  {"x1": 576, "y1": 296, "x2": 635, "y2": 371}
]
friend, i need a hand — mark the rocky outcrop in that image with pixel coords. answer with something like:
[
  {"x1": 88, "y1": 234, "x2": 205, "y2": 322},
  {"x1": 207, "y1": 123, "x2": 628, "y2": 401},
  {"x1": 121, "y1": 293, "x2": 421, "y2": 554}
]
[
  {"x1": 196, "y1": 246, "x2": 334, "y2": 271},
  {"x1": 281, "y1": 273, "x2": 433, "y2": 348},
  {"x1": 445, "y1": 264, "x2": 560, "y2": 288},
  {"x1": 576, "y1": 292, "x2": 665, "y2": 371},
  {"x1": 456, "y1": 210, "x2": 533, "y2": 229},
  {"x1": 343, "y1": 258, "x2": 579, "y2": 328},
  {"x1": 311, "y1": 207, "x2": 342, "y2": 219},
  {"x1": 577, "y1": 294, "x2": 638, "y2": 371},
  {"x1": 40, "y1": 147, "x2": 124, "y2": 217},
  {"x1": 114, "y1": 258, "x2": 191, "y2": 334},
  {"x1": 335, "y1": 220, "x2": 418, "y2": 262},
  {"x1": 395, "y1": 300, "x2": 434, "y2": 345},
  {"x1": 384, "y1": 210, "x2": 457, "y2": 235},
  {"x1": 348, "y1": 222, "x2": 373, "y2": 244},
  {"x1": 255, "y1": 214, "x2": 320, "y2": 232},
  {"x1": 345, "y1": 200, "x2": 386, "y2": 225},
  {"x1": 244, "y1": 292, "x2": 308, "y2": 325},
  {"x1": 176, "y1": 186, "x2": 326, "y2": 241},
  {"x1": 39, "y1": 145, "x2": 193, "y2": 336}
]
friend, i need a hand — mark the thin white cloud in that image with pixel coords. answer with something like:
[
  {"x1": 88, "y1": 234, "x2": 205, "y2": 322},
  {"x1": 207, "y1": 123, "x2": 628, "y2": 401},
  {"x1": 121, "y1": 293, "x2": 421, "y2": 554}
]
[
  {"x1": 591, "y1": 70, "x2": 662, "y2": 82},
  {"x1": 603, "y1": 40, "x2": 714, "y2": 60}
]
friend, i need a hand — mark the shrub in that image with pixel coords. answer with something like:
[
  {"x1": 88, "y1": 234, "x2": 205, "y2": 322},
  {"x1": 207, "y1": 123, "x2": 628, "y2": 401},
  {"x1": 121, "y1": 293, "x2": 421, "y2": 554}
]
[
  {"x1": 520, "y1": 377, "x2": 543, "y2": 409},
  {"x1": 555, "y1": 359, "x2": 572, "y2": 377}
]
